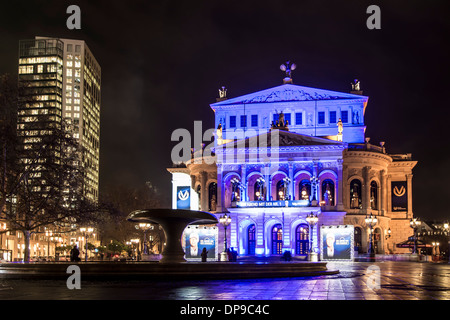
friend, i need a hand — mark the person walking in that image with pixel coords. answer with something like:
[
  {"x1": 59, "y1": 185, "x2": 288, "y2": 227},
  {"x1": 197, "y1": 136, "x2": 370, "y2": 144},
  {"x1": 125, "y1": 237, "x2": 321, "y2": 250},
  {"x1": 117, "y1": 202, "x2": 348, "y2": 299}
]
[{"x1": 201, "y1": 247, "x2": 208, "y2": 262}]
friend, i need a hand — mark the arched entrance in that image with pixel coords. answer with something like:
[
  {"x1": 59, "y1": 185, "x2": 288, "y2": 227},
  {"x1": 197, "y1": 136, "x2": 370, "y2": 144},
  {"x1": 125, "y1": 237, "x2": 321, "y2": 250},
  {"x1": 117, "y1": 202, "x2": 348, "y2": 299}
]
[
  {"x1": 295, "y1": 224, "x2": 309, "y2": 255},
  {"x1": 374, "y1": 228, "x2": 382, "y2": 254},
  {"x1": 272, "y1": 224, "x2": 283, "y2": 255}
]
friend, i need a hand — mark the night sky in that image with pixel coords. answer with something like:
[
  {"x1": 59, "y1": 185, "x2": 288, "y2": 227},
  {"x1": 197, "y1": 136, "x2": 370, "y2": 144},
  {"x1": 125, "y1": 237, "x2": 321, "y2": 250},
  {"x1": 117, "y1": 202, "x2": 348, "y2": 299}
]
[{"x1": 0, "y1": 1, "x2": 449, "y2": 221}]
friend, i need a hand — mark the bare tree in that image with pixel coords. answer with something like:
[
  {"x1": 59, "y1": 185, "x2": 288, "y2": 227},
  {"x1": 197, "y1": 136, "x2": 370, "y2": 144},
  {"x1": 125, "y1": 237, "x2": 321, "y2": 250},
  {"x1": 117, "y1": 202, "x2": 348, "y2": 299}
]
[{"x1": 0, "y1": 74, "x2": 104, "y2": 261}]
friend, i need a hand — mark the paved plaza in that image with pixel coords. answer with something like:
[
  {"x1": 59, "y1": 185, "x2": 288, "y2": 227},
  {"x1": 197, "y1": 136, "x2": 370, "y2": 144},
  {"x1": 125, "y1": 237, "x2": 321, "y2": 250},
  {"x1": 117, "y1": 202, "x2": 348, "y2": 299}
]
[{"x1": 0, "y1": 261, "x2": 449, "y2": 300}]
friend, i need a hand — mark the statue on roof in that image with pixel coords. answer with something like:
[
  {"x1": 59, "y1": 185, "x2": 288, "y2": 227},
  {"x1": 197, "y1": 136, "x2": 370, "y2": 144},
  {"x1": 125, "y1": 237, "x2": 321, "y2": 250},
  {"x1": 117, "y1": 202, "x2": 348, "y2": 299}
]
[
  {"x1": 351, "y1": 79, "x2": 361, "y2": 91},
  {"x1": 280, "y1": 61, "x2": 296, "y2": 84},
  {"x1": 219, "y1": 86, "x2": 227, "y2": 98}
]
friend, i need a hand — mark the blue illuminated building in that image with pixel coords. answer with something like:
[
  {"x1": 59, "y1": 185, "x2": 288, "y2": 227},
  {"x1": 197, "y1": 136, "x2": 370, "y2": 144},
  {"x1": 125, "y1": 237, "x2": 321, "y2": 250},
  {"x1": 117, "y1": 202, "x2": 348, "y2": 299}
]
[{"x1": 168, "y1": 68, "x2": 417, "y2": 260}]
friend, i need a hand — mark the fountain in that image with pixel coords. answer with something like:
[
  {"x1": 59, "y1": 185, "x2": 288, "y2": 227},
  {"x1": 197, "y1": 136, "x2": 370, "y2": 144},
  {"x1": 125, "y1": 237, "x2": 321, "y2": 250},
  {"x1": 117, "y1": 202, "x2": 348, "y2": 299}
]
[{"x1": 127, "y1": 209, "x2": 218, "y2": 263}]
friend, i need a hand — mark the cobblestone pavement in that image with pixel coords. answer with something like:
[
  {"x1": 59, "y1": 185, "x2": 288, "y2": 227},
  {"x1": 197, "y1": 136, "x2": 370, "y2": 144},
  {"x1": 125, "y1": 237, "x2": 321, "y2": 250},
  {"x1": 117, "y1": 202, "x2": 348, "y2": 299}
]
[{"x1": 0, "y1": 261, "x2": 449, "y2": 300}]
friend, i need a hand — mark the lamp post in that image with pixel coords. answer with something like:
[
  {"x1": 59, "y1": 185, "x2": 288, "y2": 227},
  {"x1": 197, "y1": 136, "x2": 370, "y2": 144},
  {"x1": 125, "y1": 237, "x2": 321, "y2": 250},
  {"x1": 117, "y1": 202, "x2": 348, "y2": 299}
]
[
  {"x1": 365, "y1": 214, "x2": 378, "y2": 258},
  {"x1": 45, "y1": 229, "x2": 52, "y2": 260},
  {"x1": 138, "y1": 223, "x2": 152, "y2": 255},
  {"x1": 306, "y1": 212, "x2": 318, "y2": 261},
  {"x1": 409, "y1": 217, "x2": 421, "y2": 255},
  {"x1": 444, "y1": 222, "x2": 450, "y2": 263},
  {"x1": 80, "y1": 227, "x2": 94, "y2": 262},
  {"x1": 219, "y1": 214, "x2": 231, "y2": 260}
]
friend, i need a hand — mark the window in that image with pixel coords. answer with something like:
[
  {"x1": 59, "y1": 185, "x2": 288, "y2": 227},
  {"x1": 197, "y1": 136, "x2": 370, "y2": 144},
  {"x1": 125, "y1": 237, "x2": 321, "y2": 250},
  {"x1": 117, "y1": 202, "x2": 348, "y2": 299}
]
[
  {"x1": 75, "y1": 45, "x2": 81, "y2": 52},
  {"x1": 208, "y1": 182, "x2": 217, "y2": 211},
  {"x1": 329, "y1": 111, "x2": 337, "y2": 124},
  {"x1": 240, "y1": 115, "x2": 247, "y2": 127},
  {"x1": 251, "y1": 114, "x2": 258, "y2": 127},
  {"x1": 229, "y1": 116, "x2": 236, "y2": 128},
  {"x1": 273, "y1": 113, "x2": 279, "y2": 123},
  {"x1": 341, "y1": 110, "x2": 348, "y2": 123},
  {"x1": 350, "y1": 179, "x2": 362, "y2": 209},
  {"x1": 370, "y1": 181, "x2": 378, "y2": 210},
  {"x1": 318, "y1": 111, "x2": 325, "y2": 124},
  {"x1": 295, "y1": 224, "x2": 309, "y2": 255},
  {"x1": 295, "y1": 112, "x2": 302, "y2": 125},
  {"x1": 276, "y1": 180, "x2": 287, "y2": 200},
  {"x1": 67, "y1": 44, "x2": 73, "y2": 52},
  {"x1": 299, "y1": 179, "x2": 311, "y2": 201},
  {"x1": 284, "y1": 113, "x2": 291, "y2": 125},
  {"x1": 322, "y1": 179, "x2": 335, "y2": 206},
  {"x1": 272, "y1": 224, "x2": 283, "y2": 255}
]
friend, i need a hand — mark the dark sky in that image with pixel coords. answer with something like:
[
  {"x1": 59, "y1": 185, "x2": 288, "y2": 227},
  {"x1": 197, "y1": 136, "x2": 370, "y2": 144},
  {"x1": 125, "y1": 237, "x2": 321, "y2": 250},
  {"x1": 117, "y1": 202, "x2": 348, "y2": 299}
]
[{"x1": 0, "y1": 1, "x2": 449, "y2": 220}]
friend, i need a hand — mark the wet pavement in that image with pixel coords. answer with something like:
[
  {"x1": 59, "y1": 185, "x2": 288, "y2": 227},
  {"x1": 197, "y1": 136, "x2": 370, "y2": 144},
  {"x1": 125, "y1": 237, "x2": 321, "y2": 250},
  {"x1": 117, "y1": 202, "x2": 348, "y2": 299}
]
[{"x1": 0, "y1": 261, "x2": 449, "y2": 300}]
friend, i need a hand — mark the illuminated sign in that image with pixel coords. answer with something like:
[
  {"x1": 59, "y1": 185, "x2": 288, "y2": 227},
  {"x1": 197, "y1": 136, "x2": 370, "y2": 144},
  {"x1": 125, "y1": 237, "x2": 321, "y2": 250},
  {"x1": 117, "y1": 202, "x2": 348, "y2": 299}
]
[
  {"x1": 235, "y1": 200, "x2": 310, "y2": 208},
  {"x1": 183, "y1": 226, "x2": 218, "y2": 261},
  {"x1": 391, "y1": 181, "x2": 407, "y2": 212},
  {"x1": 320, "y1": 225, "x2": 354, "y2": 261},
  {"x1": 177, "y1": 186, "x2": 190, "y2": 209}
]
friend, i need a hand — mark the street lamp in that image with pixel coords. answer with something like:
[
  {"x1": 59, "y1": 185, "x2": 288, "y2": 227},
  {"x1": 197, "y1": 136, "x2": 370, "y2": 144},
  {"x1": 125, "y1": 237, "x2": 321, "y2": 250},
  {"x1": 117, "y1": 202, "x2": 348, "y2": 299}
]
[
  {"x1": 138, "y1": 223, "x2": 152, "y2": 255},
  {"x1": 385, "y1": 228, "x2": 392, "y2": 240},
  {"x1": 306, "y1": 212, "x2": 318, "y2": 261},
  {"x1": 365, "y1": 214, "x2": 378, "y2": 258},
  {"x1": 443, "y1": 222, "x2": 450, "y2": 263},
  {"x1": 80, "y1": 227, "x2": 94, "y2": 262},
  {"x1": 219, "y1": 214, "x2": 232, "y2": 255},
  {"x1": 45, "y1": 229, "x2": 53, "y2": 260},
  {"x1": 409, "y1": 217, "x2": 421, "y2": 255}
]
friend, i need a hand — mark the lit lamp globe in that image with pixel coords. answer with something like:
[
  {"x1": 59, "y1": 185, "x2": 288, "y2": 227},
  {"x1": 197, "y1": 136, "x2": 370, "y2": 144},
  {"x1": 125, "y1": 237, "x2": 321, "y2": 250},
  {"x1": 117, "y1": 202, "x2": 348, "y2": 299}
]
[{"x1": 219, "y1": 214, "x2": 232, "y2": 261}]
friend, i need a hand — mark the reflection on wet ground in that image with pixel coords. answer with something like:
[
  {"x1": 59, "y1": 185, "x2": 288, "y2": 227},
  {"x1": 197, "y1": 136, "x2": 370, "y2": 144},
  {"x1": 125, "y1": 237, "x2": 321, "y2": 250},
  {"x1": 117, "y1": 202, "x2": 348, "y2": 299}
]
[{"x1": 1, "y1": 261, "x2": 450, "y2": 300}]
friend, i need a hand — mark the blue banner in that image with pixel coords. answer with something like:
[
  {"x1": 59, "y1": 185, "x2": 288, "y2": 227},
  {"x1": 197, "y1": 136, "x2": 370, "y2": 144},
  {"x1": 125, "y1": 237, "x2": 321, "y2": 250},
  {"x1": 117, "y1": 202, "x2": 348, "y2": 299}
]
[{"x1": 176, "y1": 186, "x2": 190, "y2": 209}]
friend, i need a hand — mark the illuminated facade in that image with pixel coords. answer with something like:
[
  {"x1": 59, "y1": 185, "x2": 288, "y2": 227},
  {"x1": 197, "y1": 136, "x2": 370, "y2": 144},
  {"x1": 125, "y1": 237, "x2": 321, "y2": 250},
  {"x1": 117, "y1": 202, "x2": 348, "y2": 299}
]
[
  {"x1": 170, "y1": 75, "x2": 417, "y2": 259},
  {"x1": 18, "y1": 36, "x2": 101, "y2": 202}
]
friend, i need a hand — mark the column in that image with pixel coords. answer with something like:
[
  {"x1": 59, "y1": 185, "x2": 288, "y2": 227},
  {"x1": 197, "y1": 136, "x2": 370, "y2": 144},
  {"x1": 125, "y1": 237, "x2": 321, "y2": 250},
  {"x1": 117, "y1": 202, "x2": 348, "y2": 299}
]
[
  {"x1": 336, "y1": 159, "x2": 344, "y2": 211},
  {"x1": 200, "y1": 171, "x2": 208, "y2": 211},
  {"x1": 288, "y1": 162, "x2": 294, "y2": 200},
  {"x1": 217, "y1": 164, "x2": 224, "y2": 212},
  {"x1": 380, "y1": 170, "x2": 387, "y2": 214},
  {"x1": 312, "y1": 160, "x2": 319, "y2": 201},
  {"x1": 264, "y1": 164, "x2": 271, "y2": 201},
  {"x1": 407, "y1": 174, "x2": 413, "y2": 219},
  {"x1": 363, "y1": 166, "x2": 371, "y2": 211},
  {"x1": 241, "y1": 164, "x2": 247, "y2": 201}
]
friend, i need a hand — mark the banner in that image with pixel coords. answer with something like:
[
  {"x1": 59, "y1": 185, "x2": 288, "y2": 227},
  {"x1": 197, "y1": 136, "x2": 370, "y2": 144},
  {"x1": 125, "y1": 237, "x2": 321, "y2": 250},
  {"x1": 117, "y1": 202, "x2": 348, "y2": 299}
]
[
  {"x1": 176, "y1": 186, "x2": 191, "y2": 209},
  {"x1": 391, "y1": 181, "x2": 407, "y2": 212},
  {"x1": 183, "y1": 226, "x2": 218, "y2": 261},
  {"x1": 320, "y1": 225, "x2": 354, "y2": 261}
]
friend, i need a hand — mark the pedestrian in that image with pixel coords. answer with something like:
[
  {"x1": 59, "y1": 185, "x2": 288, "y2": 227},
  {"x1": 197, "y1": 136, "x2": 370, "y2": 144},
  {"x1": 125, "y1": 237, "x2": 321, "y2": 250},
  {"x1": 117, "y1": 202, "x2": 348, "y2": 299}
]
[
  {"x1": 201, "y1": 247, "x2": 208, "y2": 262},
  {"x1": 70, "y1": 245, "x2": 80, "y2": 262},
  {"x1": 231, "y1": 248, "x2": 238, "y2": 262},
  {"x1": 227, "y1": 248, "x2": 233, "y2": 261}
]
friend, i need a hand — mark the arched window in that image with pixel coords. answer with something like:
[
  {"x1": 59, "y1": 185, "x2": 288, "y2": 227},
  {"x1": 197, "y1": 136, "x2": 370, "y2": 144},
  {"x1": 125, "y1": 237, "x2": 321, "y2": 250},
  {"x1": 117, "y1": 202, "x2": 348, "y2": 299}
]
[
  {"x1": 276, "y1": 180, "x2": 286, "y2": 200},
  {"x1": 208, "y1": 182, "x2": 217, "y2": 211},
  {"x1": 254, "y1": 178, "x2": 265, "y2": 201},
  {"x1": 322, "y1": 179, "x2": 335, "y2": 206},
  {"x1": 350, "y1": 179, "x2": 362, "y2": 209},
  {"x1": 299, "y1": 179, "x2": 311, "y2": 201},
  {"x1": 272, "y1": 224, "x2": 283, "y2": 255},
  {"x1": 295, "y1": 224, "x2": 309, "y2": 255},
  {"x1": 248, "y1": 224, "x2": 256, "y2": 255},
  {"x1": 354, "y1": 227, "x2": 362, "y2": 253},
  {"x1": 370, "y1": 181, "x2": 378, "y2": 210}
]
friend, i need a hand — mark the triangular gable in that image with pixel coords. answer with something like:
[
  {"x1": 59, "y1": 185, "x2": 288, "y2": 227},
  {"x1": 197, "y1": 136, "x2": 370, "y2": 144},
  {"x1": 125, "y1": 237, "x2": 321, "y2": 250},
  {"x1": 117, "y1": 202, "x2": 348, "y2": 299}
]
[{"x1": 211, "y1": 84, "x2": 368, "y2": 108}]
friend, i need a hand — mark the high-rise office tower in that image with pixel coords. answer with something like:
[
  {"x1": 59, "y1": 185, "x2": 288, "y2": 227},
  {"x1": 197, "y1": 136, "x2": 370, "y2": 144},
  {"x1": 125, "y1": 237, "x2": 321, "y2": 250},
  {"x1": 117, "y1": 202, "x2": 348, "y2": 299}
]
[{"x1": 18, "y1": 36, "x2": 101, "y2": 202}]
